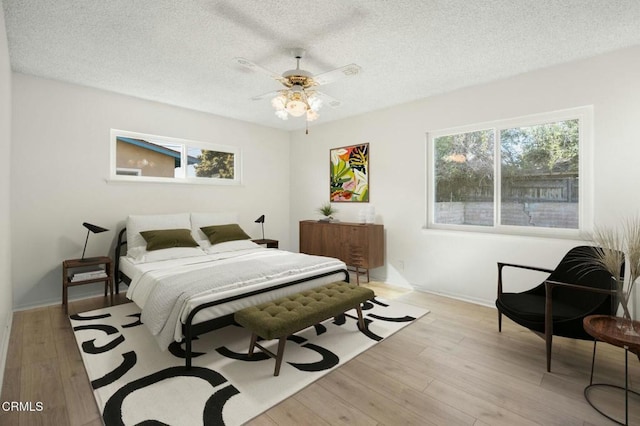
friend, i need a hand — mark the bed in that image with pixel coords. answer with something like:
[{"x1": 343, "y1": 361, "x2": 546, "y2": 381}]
[{"x1": 114, "y1": 212, "x2": 349, "y2": 368}]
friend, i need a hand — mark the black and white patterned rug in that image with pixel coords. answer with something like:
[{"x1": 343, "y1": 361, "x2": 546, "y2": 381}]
[{"x1": 71, "y1": 298, "x2": 428, "y2": 425}]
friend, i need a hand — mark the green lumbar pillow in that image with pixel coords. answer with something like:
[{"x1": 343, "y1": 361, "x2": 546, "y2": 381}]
[
  {"x1": 200, "y1": 224, "x2": 250, "y2": 245},
  {"x1": 140, "y1": 229, "x2": 199, "y2": 251}
]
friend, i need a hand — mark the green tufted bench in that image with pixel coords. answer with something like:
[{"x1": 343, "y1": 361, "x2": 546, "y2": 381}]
[{"x1": 234, "y1": 282, "x2": 375, "y2": 376}]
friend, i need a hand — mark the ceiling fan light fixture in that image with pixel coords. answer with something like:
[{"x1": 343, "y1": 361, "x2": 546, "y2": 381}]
[
  {"x1": 306, "y1": 109, "x2": 319, "y2": 122},
  {"x1": 271, "y1": 94, "x2": 286, "y2": 111},
  {"x1": 286, "y1": 99, "x2": 307, "y2": 117},
  {"x1": 308, "y1": 95, "x2": 322, "y2": 111},
  {"x1": 275, "y1": 109, "x2": 288, "y2": 120},
  {"x1": 237, "y1": 49, "x2": 361, "y2": 126}
]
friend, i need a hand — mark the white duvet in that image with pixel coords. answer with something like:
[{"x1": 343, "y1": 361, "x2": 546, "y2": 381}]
[{"x1": 126, "y1": 248, "x2": 346, "y2": 349}]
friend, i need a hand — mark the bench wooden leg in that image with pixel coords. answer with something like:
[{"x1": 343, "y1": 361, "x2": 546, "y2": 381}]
[
  {"x1": 356, "y1": 304, "x2": 365, "y2": 330},
  {"x1": 247, "y1": 334, "x2": 289, "y2": 376},
  {"x1": 248, "y1": 333, "x2": 258, "y2": 357},
  {"x1": 274, "y1": 336, "x2": 287, "y2": 376}
]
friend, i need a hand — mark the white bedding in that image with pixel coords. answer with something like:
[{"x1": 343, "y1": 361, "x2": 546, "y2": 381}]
[{"x1": 124, "y1": 247, "x2": 346, "y2": 349}]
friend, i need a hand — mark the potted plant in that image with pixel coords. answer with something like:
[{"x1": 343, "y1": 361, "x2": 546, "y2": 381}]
[
  {"x1": 587, "y1": 216, "x2": 640, "y2": 334},
  {"x1": 317, "y1": 202, "x2": 338, "y2": 222}
]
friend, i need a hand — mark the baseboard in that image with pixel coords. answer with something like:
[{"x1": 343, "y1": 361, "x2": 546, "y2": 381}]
[
  {"x1": 410, "y1": 285, "x2": 495, "y2": 308},
  {"x1": 0, "y1": 309, "x2": 13, "y2": 392},
  {"x1": 12, "y1": 288, "x2": 116, "y2": 312}
]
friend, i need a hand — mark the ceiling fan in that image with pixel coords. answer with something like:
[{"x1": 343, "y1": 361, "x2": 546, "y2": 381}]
[{"x1": 234, "y1": 48, "x2": 361, "y2": 123}]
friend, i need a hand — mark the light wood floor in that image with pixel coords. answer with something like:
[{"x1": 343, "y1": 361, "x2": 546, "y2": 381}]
[{"x1": 1, "y1": 283, "x2": 639, "y2": 425}]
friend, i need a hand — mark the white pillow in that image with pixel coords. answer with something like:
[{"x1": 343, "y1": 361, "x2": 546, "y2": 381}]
[
  {"x1": 204, "y1": 240, "x2": 262, "y2": 254},
  {"x1": 130, "y1": 247, "x2": 207, "y2": 264},
  {"x1": 126, "y1": 213, "x2": 192, "y2": 261},
  {"x1": 190, "y1": 212, "x2": 240, "y2": 248}
]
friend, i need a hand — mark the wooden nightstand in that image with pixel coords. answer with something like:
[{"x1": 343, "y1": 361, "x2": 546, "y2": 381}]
[
  {"x1": 62, "y1": 256, "x2": 114, "y2": 313},
  {"x1": 252, "y1": 238, "x2": 279, "y2": 249}
]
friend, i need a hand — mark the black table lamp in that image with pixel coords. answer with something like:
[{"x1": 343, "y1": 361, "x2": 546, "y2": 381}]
[
  {"x1": 81, "y1": 222, "x2": 109, "y2": 262},
  {"x1": 255, "y1": 215, "x2": 265, "y2": 240}
]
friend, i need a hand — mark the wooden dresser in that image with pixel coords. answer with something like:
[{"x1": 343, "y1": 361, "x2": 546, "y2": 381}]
[{"x1": 299, "y1": 220, "x2": 384, "y2": 283}]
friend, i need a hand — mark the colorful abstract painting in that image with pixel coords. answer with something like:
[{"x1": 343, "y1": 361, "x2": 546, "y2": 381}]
[{"x1": 330, "y1": 143, "x2": 369, "y2": 202}]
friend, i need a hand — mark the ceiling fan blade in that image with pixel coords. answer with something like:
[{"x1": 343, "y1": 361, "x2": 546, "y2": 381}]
[
  {"x1": 234, "y1": 57, "x2": 286, "y2": 83},
  {"x1": 250, "y1": 90, "x2": 282, "y2": 101},
  {"x1": 312, "y1": 90, "x2": 342, "y2": 108},
  {"x1": 313, "y1": 64, "x2": 362, "y2": 86}
]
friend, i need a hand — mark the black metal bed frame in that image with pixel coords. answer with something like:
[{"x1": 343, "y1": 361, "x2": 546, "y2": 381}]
[{"x1": 114, "y1": 228, "x2": 349, "y2": 369}]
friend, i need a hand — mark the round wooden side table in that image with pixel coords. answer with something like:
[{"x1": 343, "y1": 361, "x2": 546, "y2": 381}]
[{"x1": 583, "y1": 315, "x2": 640, "y2": 425}]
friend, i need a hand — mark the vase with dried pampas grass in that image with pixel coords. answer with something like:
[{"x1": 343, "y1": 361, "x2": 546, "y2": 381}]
[{"x1": 588, "y1": 216, "x2": 640, "y2": 335}]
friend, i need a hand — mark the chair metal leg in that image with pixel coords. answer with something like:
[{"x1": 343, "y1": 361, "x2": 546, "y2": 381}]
[{"x1": 498, "y1": 311, "x2": 502, "y2": 332}]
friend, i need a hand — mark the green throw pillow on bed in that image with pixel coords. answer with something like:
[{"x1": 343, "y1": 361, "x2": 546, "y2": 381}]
[
  {"x1": 200, "y1": 224, "x2": 250, "y2": 245},
  {"x1": 140, "y1": 229, "x2": 199, "y2": 251}
]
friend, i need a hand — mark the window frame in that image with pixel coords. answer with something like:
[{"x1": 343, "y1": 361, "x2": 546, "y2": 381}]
[
  {"x1": 426, "y1": 106, "x2": 593, "y2": 238},
  {"x1": 109, "y1": 129, "x2": 242, "y2": 185}
]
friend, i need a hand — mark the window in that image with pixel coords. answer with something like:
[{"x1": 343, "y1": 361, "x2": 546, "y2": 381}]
[
  {"x1": 110, "y1": 129, "x2": 241, "y2": 185},
  {"x1": 426, "y1": 107, "x2": 592, "y2": 237}
]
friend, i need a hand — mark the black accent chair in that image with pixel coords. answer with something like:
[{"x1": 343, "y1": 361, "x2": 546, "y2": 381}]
[{"x1": 496, "y1": 245, "x2": 621, "y2": 372}]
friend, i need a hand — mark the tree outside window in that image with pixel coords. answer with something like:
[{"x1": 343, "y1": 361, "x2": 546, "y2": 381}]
[{"x1": 428, "y1": 107, "x2": 590, "y2": 236}]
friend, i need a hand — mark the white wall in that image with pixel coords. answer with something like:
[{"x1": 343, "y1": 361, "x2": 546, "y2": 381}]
[
  {"x1": 0, "y1": 7, "x2": 13, "y2": 388},
  {"x1": 11, "y1": 74, "x2": 290, "y2": 309},
  {"x1": 8, "y1": 46, "x2": 640, "y2": 312},
  {"x1": 290, "y1": 46, "x2": 640, "y2": 307}
]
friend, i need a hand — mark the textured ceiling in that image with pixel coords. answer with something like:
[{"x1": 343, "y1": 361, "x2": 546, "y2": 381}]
[{"x1": 3, "y1": 0, "x2": 640, "y2": 131}]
